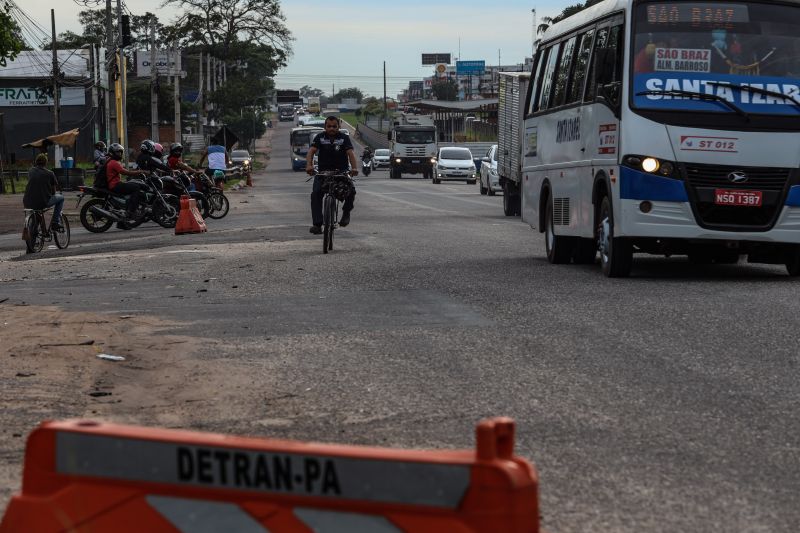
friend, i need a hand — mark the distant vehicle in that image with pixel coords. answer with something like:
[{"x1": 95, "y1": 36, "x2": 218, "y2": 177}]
[
  {"x1": 339, "y1": 128, "x2": 349, "y2": 136},
  {"x1": 308, "y1": 96, "x2": 321, "y2": 114},
  {"x1": 433, "y1": 147, "x2": 476, "y2": 185},
  {"x1": 372, "y1": 149, "x2": 391, "y2": 170},
  {"x1": 290, "y1": 126, "x2": 324, "y2": 171},
  {"x1": 479, "y1": 145, "x2": 500, "y2": 196},
  {"x1": 388, "y1": 124, "x2": 437, "y2": 179},
  {"x1": 304, "y1": 116, "x2": 326, "y2": 128},
  {"x1": 278, "y1": 104, "x2": 295, "y2": 122},
  {"x1": 230, "y1": 149, "x2": 252, "y2": 168}
]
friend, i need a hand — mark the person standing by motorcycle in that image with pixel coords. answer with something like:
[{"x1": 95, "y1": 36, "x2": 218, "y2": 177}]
[
  {"x1": 93, "y1": 141, "x2": 107, "y2": 170},
  {"x1": 305, "y1": 116, "x2": 358, "y2": 234},
  {"x1": 199, "y1": 137, "x2": 228, "y2": 180},
  {"x1": 106, "y1": 143, "x2": 147, "y2": 228}
]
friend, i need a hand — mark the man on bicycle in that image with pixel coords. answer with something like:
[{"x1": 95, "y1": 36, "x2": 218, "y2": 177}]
[
  {"x1": 306, "y1": 116, "x2": 358, "y2": 234},
  {"x1": 23, "y1": 153, "x2": 64, "y2": 231}
]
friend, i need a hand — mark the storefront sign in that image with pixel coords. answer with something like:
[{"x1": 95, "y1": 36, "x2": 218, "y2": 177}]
[{"x1": 0, "y1": 87, "x2": 86, "y2": 107}]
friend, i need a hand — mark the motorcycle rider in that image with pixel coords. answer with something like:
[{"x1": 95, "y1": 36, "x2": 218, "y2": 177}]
[
  {"x1": 93, "y1": 141, "x2": 107, "y2": 170},
  {"x1": 305, "y1": 116, "x2": 358, "y2": 234},
  {"x1": 167, "y1": 143, "x2": 201, "y2": 190},
  {"x1": 136, "y1": 139, "x2": 173, "y2": 174},
  {"x1": 106, "y1": 142, "x2": 147, "y2": 229}
]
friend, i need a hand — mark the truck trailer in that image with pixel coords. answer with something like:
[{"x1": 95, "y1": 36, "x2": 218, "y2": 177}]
[{"x1": 496, "y1": 72, "x2": 530, "y2": 216}]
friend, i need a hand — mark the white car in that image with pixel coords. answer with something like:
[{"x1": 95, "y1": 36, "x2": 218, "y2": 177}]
[
  {"x1": 479, "y1": 144, "x2": 501, "y2": 196},
  {"x1": 371, "y1": 149, "x2": 391, "y2": 170},
  {"x1": 432, "y1": 147, "x2": 476, "y2": 184}
]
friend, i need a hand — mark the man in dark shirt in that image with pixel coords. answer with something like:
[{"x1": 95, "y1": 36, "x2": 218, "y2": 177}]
[
  {"x1": 305, "y1": 116, "x2": 358, "y2": 234},
  {"x1": 23, "y1": 153, "x2": 64, "y2": 230}
]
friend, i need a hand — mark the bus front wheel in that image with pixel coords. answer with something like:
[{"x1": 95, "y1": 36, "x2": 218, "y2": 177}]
[{"x1": 598, "y1": 196, "x2": 632, "y2": 278}]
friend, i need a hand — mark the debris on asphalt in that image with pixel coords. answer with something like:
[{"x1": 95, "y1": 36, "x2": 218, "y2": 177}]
[
  {"x1": 96, "y1": 353, "x2": 126, "y2": 362},
  {"x1": 15, "y1": 372, "x2": 35, "y2": 377},
  {"x1": 88, "y1": 391, "x2": 112, "y2": 397}
]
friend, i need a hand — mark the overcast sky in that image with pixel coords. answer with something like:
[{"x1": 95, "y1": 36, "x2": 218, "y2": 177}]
[{"x1": 20, "y1": 0, "x2": 563, "y2": 97}]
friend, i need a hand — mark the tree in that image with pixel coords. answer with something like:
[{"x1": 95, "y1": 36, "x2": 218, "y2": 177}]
[
  {"x1": 0, "y1": 3, "x2": 23, "y2": 66},
  {"x1": 360, "y1": 97, "x2": 383, "y2": 117},
  {"x1": 537, "y1": 0, "x2": 604, "y2": 36},
  {"x1": 162, "y1": 0, "x2": 292, "y2": 59},
  {"x1": 330, "y1": 87, "x2": 364, "y2": 104},
  {"x1": 221, "y1": 108, "x2": 266, "y2": 151},
  {"x1": 431, "y1": 79, "x2": 458, "y2": 101},
  {"x1": 299, "y1": 85, "x2": 323, "y2": 98}
]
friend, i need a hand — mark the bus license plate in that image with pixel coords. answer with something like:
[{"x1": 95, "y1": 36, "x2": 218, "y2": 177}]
[{"x1": 714, "y1": 189, "x2": 762, "y2": 207}]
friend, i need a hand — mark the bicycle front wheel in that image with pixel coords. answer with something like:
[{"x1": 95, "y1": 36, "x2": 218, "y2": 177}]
[
  {"x1": 54, "y1": 214, "x2": 70, "y2": 249},
  {"x1": 207, "y1": 192, "x2": 229, "y2": 219},
  {"x1": 323, "y1": 195, "x2": 335, "y2": 254}
]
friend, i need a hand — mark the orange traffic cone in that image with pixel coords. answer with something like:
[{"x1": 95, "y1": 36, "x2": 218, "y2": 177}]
[{"x1": 174, "y1": 195, "x2": 207, "y2": 235}]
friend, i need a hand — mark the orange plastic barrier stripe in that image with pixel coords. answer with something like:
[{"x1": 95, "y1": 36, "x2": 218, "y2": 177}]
[{"x1": 0, "y1": 417, "x2": 539, "y2": 532}]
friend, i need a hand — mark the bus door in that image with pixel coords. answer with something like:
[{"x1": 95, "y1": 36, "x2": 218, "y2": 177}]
[{"x1": 581, "y1": 16, "x2": 625, "y2": 232}]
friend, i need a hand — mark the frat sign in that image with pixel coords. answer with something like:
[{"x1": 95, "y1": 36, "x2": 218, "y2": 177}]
[
  {"x1": 634, "y1": 72, "x2": 800, "y2": 115},
  {"x1": 0, "y1": 87, "x2": 86, "y2": 107}
]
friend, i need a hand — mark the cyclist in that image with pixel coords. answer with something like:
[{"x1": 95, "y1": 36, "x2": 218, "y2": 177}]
[
  {"x1": 106, "y1": 142, "x2": 147, "y2": 229},
  {"x1": 23, "y1": 153, "x2": 64, "y2": 231},
  {"x1": 305, "y1": 116, "x2": 358, "y2": 234},
  {"x1": 199, "y1": 137, "x2": 228, "y2": 180}
]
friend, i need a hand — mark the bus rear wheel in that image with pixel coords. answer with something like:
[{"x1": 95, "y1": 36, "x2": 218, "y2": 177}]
[
  {"x1": 786, "y1": 246, "x2": 800, "y2": 276},
  {"x1": 598, "y1": 196, "x2": 632, "y2": 277}
]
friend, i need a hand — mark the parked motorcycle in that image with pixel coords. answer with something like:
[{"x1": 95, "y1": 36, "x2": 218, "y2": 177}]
[
  {"x1": 76, "y1": 174, "x2": 180, "y2": 232},
  {"x1": 161, "y1": 172, "x2": 210, "y2": 219}
]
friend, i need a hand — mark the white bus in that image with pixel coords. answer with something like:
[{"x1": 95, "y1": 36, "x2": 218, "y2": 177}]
[{"x1": 523, "y1": 0, "x2": 800, "y2": 277}]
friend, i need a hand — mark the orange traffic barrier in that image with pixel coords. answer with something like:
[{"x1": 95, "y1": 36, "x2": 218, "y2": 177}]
[
  {"x1": 174, "y1": 194, "x2": 207, "y2": 235},
  {"x1": 0, "y1": 418, "x2": 539, "y2": 532}
]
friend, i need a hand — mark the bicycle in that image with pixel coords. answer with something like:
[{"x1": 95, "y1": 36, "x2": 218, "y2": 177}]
[
  {"x1": 23, "y1": 206, "x2": 70, "y2": 254},
  {"x1": 316, "y1": 171, "x2": 355, "y2": 254}
]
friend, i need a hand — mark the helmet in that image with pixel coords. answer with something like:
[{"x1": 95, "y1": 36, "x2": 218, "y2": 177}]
[
  {"x1": 154, "y1": 142, "x2": 164, "y2": 156},
  {"x1": 170, "y1": 143, "x2": 183, "y2": 155},
  {"x1": 213, "y1": 170, "x2": 225, "y2": 179},
  {"x1": 95, "y1": 141, "x2": 106, "y2": 150},
  {"x1": 140, "y1": 139, "x2": 156, "y2": 154},
  {"x1": 108, "y1": 143, "x2": 124, "y2": 160}
]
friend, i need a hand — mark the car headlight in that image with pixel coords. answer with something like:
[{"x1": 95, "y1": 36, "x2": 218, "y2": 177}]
[
  {"x1": 430, "y1": 158, "x2": 436, "y2": 163},
  {"x1": 243, "y1": 160, "x2": 251, "y2": 167},
  {"x1": 622, "y1": 155, "x2": 676, "y2": 177},
  {"x1": 395, "y1": 158, "x2": 401, "y2": 163}
]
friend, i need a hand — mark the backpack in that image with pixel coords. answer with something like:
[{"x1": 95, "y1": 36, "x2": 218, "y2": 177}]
[{"x1": 93, "y1": 159, "x2": 109, "y2": 189}]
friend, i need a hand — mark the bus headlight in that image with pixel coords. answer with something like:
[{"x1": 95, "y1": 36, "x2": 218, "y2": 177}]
[{"x1": 623, "y1": 155, "x2": 676, "y2": 178}]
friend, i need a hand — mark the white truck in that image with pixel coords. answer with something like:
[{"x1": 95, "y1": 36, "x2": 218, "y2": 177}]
[
  {"x1": 496, "y1": 72, "x2": 530, "y2": 216},
  {"x1": 387, "y1": 117, "x2": 437, "y2": 180}
]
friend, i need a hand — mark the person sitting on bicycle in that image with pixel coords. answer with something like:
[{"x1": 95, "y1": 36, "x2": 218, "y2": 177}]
[
  {"x1": 305, "y1": 116, "x2": 358, "y2": 234},
  {"x1": 106, "y1": 143, "x2": 147, "y2": 229},
  {"x1": 23, "y1": 153, "x2": 64, "y2": 231}
]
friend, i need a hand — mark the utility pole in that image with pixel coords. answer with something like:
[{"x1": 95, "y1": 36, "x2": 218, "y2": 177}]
[
  {"x1": 105, "y1": 0, "x2": 114, "y2": 143},
  {"x1": 173, "y1": 43, "x2": 181, "y2": 146},
  {"x1": 198, "y1": 51, "x2": 204, "y2": 133},
  {"x1": 150, "y1": 20, "x2": 159, "y2": 142},
  {"x1": 50, "y1": 9, "x2": 62, "y2": 165},
  {"x1": 117, "y1": 0, "x2": 127, "y2": 161},
  {"x1": 383, "y1": 61, "x2": 387, "y2": 124}
]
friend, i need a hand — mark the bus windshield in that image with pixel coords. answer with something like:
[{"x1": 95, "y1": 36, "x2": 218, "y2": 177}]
[
  {"x1": 290, "y1": 128, "x2": 323, "y2": 156},
  {"x1": 632, "y1": 1, "x2": 800, "y2": 118}
]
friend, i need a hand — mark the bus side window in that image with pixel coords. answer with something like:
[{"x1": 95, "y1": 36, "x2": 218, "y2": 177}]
[
  {"x1": 537, "y1": 43, "x2": 562, "y2": 112},
  {"x1": 552, "y1": 36, "x2": 578, "y2": 107},
  {"x1": 585, "y1": 26, "x2": 610, "y2": 102},
  {"x1": 528, "y1": 48, "x2": 551, "y2": 115},
  {"x1": 567, "y1": 29, "x2": 595, "y2": 104}
]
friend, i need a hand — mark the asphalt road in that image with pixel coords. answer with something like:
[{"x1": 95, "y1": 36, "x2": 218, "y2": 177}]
[{"x1": 0, "y1": 122, "x2": 798, "y2": 532}]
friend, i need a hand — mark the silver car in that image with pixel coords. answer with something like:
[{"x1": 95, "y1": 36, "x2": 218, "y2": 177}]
[
  {"x1": 371, "y1": 149, "x2": 391, "y2": 170},
  {"x1": 479, "y1": 144, "x2": 501, "y2": 195},
  {"x1": 230, "y1": 149, "x2": 252, "y2": 170}
]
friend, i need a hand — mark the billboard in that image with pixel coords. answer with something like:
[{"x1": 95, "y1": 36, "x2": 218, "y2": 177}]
[
  {"x1": 422, "y1": 53, "x2": 451, "y2": 65},
  {"x1": 456, "y1": 60, "x2": 485, "y2": 75},
  {"x1": 408, "y1": 81, "x2": 424, "y2": 99},
  {"x1": 276, "y1": 90, "x2": 302, "y2": 104},
  {"x1": 136, "y1": 50, "x2": 182, "y2": 77}
]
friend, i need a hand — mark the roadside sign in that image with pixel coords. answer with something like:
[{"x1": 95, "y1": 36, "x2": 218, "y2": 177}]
[
  {"x1": 422, "y1": 53, "x2": 451, "y2": 66},
  {"x1": 456, "y1": 60, "x2": 485, "y2": 75}
]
